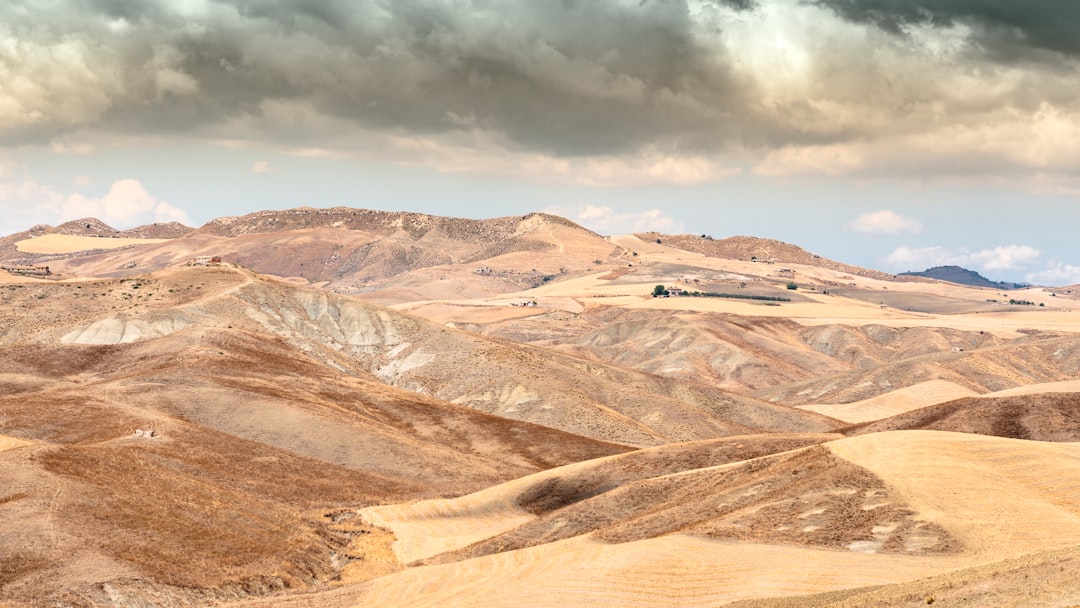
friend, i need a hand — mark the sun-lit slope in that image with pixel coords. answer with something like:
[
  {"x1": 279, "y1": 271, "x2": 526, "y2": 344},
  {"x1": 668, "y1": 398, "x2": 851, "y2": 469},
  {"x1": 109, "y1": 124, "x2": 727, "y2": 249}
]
[
  {"x1": 1, "y1": 264, "x2": 838, "y2": 446},
  {"x1": 545, "y1": 310, "x2": 1001, "y2": 394},
  {"x1": 362, "y1": 436, "x2": 955, "y2": 590},
  {"x1": 360, "y1": 213, "x2": 626, "y2": 305},
  {"x1": 0, "y1": 382, "x2": 624, "y2": 605},
  {"x1": 828, "y1": 431, "x2": 1080, "y2": 558},
  {"x1": 0, "y1": 275, "x2": 640, "y2": 606},
  {"x1": 0, "y1": 434, "x2": 28, "y2": 451},
  {"x1": 756, "y1": 333, "x2": 1080, "y2": 406},
  {"x1": 734, "y1": 543, "x2": 1080, "y2": 607},
  {"x1": 635, "y1": 233, "x2": 901, "y2": 282},
  {"x1": 0, "y1": 317, "x2": 629, "y2": 494},
  {"x1": 362, "y1": 431, "x2": 1080, "y2": 605},
  {"x1": 419, "y1": 444, "x2": 957, "y2": 568},
  {"x1": 239, "y1": 280, "x2": 840, "y2": 445},
  {"x1": 346, "y1": 536, "x2": 957, "y2": 608},
  {"x1": 143, "y1": 268, "x2": 830, "y2": 446},
  {"x1": 979, "y1": 378, "x2": 1080, "y2": 397},
  {"x1": 799, "y1": 380, "x2": 980, "y2": 423},
  {"x1": 551, "y1": 313, "x2": 851, "y2": 392},
  {"x1": 361, "y1": 434, "x2": 840, "y2": 564},
  {"x1": 13, "y1": 233, "x2": 170, "y2": 254},
  {"x1": 240, "y1": 434, "x2": 971, "y2": 608},
  {"x1": 46, "y1": 208, "x2": 626, "y2": 301},
  {"x1": 242, "y1": 431, "x2": 1080, "y2": 608},
  {"x1": 0, "y1": 217, "x2": 192, "y2": 263},
  {"x1": 844, "y1": 392, "x2": 1080, "y2": 441}
]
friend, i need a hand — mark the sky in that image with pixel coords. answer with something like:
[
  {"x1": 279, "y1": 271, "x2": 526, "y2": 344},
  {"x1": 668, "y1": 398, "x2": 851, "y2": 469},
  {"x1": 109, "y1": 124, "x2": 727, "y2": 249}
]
[{"x1": 2, "y1": 0, "x2": 1079, "y2": 284}]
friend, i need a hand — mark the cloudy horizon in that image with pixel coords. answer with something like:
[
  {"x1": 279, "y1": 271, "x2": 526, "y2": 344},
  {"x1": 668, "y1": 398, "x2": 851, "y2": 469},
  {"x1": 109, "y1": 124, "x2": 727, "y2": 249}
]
[{"x1": 2, "y1": 0, "x2": 1079, "y2": 284}]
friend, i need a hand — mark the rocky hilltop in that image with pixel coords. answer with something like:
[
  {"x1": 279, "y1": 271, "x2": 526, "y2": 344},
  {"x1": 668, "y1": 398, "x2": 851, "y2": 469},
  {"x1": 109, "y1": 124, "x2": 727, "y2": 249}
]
[
  {"x1": 197, "y1": 207, "x2": 590, "y2": 240},
  {"x1": 17, "y1": 208, "x2": 619, "y2": 302}
]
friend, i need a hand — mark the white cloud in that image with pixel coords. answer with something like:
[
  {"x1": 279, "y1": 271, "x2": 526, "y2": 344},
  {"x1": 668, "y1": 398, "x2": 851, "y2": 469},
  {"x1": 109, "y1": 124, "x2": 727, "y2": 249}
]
[
  {"x1": 49, "y1": 141, "x2": 96, "y2": 155},
  {"x1": 846, "y1": 210, "x2": 922, "y2": 234},
  {"x1": 60, "y1": 179, "x2": 190, "y2": 227},
  {"x1": 1, "y1": 168, "x2": 191, "y2": 234},
  {"x1": 251, "y1": 160, "x2": 278, "y2": 174},
  {"x1": 884, "y1": 245, "x2": 952, "y2": 270},
  {"x1": 0, "y1": 167, "x2": 66, "y2": 234},
  {"x1": 546, "y1": 205, "x2": 684, "y2": 235},
  {"x1": 884, "y1": 244, "x2": 1041, "y2": 273},
  {"x1": 1025, "y1": 264, "x2": 1080, "y2": 287},
  {"x1": 968, "y1": 245, "x2": 1041, "y2": 271}
]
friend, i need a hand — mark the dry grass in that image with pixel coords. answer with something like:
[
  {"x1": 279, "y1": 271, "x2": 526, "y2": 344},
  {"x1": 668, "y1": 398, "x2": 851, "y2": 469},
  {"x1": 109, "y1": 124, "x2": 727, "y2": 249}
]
[
  {"x1": 844, "y1": 392, "x2": 1080, "y2": 441},
  {"x1": 426, "y1": 443, "x2": 955, "y2": 566},
  {"x1": 14, "y1": 234, "x2": 169, "y2": 254},
  {"x1": 7, "y1": 210, "x2": 1080, "y2": 606}
]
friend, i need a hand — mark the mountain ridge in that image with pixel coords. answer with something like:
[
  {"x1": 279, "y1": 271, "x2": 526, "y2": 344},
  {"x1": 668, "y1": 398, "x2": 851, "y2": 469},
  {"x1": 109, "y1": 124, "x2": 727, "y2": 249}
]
[
  {"x1": 4, "y1": 206, "x2": 1080, "y2": 606},
  {"x1": 900, "y1": 265, "x2": 1029, "y2": 290}
]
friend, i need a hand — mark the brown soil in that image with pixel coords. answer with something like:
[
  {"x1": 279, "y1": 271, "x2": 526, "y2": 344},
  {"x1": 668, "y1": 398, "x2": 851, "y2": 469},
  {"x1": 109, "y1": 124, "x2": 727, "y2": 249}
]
[
  {"x1": 4, "y1": 207, "x2": 1080, "y2": 607},
  {"x1": 844, "y1": 392, "x2": 1080, "y2": 441},
  {"x1": 425, "y1": 441, "x2": 955, "y2": 566}
]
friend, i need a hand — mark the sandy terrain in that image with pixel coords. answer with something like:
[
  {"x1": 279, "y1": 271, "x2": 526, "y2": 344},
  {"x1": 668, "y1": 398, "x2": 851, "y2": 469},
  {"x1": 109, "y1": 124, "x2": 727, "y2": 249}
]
[
  {"x1": 799, "y1": 380, "x2": 980, "y2": 423},
  {"x1": 0, "y1": 434, "x2": 29, "y2": 452},
  {"x1": 844, "y1": 392, "x2": 1080, "y2": 442},
  {"x1": 352, "y1": 536, "x2": 959, "y2": 608},
  {"x1": 828, "y1": 431, "x2": 1080, "y2": 559},
  {"x1": 980, "y1": 379, "x2": 1080, "y2": 397},
  {"x1": 7, "y1": 210, "x2": 1080, "y2": 607},
  {"x1": 236, "y1": 432, "x2": 1080, "y2": 607},
  {"x1": 14, "y1": 234, "x2": 169, "y2": 254}
]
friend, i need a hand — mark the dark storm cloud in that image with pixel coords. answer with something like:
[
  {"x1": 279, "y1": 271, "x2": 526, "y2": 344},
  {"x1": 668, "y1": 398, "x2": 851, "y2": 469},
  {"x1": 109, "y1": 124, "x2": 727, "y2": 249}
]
[
  {"x1": 812, "y1": 0, "x2": 1080, "y2": 60},
  {"x1": 0, "y1": 0, "x2": 764, "y2": 155}
]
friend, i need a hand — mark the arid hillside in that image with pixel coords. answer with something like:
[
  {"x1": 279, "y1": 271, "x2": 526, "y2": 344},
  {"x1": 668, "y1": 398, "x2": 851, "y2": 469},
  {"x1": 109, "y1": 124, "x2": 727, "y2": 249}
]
[
  {"x1": 4, "y1": 208, "x2": 1080, "y2": 607},
  {"x1": 0, "y1": 218, "x2": 192, "y2": 263},
  {"x1": 2, "y1": 265, "x2": 837, "y2": 447},
  {"x1": 234, "y1": 432, "x2": 1080, "y2": 608},
  {"x1": 11, "y1": 208, "x2": 626, "y2": 303},
  {"x1": 843, "y1": 391, "x2": 1080, "y2": 441},
  {"x1": 635, "y1": 233, "x2": 906, "y2": 281},
  {"x1": 0, "y1": 267, "x2": 633, "y2": 606}
]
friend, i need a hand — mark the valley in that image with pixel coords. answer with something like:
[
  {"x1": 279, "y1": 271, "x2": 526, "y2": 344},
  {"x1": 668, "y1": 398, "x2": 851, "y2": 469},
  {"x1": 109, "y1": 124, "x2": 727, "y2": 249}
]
[{"x1": 3, "y1": 207, "x2": 1080, "y2": 606}]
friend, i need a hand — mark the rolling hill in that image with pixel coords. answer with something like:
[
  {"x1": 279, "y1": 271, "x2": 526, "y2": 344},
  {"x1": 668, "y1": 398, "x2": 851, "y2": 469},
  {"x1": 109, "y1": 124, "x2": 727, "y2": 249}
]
[
  {"x1": 4, "y1": 207, "x2": 1080, "y2": 606},
  {"x1": 900, "y1": 265, "x2": 1029, "y2": 290}
]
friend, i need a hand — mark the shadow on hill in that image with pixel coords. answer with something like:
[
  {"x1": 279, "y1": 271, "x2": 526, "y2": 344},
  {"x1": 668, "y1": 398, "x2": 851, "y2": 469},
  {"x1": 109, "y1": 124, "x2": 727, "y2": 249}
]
[{"x1": 843, "y1": 393, "x2": 1080, "y2": 441}]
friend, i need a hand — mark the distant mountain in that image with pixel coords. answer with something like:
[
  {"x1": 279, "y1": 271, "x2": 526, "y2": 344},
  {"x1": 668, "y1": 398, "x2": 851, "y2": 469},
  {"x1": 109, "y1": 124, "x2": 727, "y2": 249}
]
[
  {"x1": 12, "y1": 207, "x2": 624, "y2": 303},
  {"x1": 900, "y1": 265, "x2": 1029, "y2": 290},
  {"x1": 636, "y1": 233, "x2": 900, "y2": 281}
]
